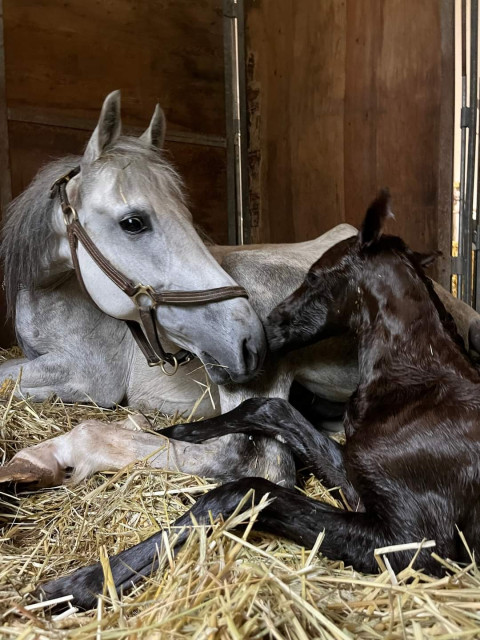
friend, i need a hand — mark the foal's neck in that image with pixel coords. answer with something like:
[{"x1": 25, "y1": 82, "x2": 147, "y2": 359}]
[{"x1": 356, "y1": 264, "x2": 477, "y2": 393}]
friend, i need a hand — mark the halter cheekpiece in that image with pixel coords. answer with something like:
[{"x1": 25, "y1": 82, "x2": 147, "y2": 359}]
[{"x1": 50, "y1": 166, "x2": 249, "y2": 376}]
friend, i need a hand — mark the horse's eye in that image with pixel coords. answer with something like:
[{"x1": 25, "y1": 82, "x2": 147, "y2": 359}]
[{"x1": 119, "y1": 216, "x2": 147, "y2": 235}]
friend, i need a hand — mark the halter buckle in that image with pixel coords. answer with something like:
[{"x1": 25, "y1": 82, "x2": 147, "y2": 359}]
[{"x1": 50, "y1": 167, "x2": 80, "y2": 190}]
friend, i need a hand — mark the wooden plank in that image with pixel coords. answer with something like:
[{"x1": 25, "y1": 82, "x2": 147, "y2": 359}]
[
  {"x1": 245, "y1": 0, "x2": 347, "y2": 244},
  {"x1": 344, "y1": 0, "x2": 383, "y2": 228},
  {"x1": 0, "y1": 0, "x2": 11, "y2": 214},
  {"x1": 374, "y1": 0, "x2": 442, "y2": 255},
  {"x1": 7, "y1": 105, "x2": 226, "y2": 148},
  {"x1": 3, "y1": 0, "x2": 225, "y2": 136},
  {"x1": 0, "y1": 0, "x2": 14, "y2": 347},
  {"x1": 8, "y1": 121, "x2": 229, "y2": 244},
  {"x1": 288, "y1": 0, "x2": 346, "y2": 241},
  {"x1": 247, "y1": 0, "x2": 453, "y2": 288},
  {"x1": 344, "y1": 0, "x2": 453, "y2": 285}
]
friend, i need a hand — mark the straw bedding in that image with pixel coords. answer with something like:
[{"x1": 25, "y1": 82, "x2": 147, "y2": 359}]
[{"x1": 0, "y1": 352, "x2": 479, "y2": 639}]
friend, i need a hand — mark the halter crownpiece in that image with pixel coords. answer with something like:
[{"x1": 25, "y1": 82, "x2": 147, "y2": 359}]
[{"x1": 50, "y1": 166, "x2": 249, "y2": 375}]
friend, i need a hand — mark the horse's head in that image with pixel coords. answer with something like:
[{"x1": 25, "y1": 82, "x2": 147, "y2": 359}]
[
  {"x1": 265, "y1": 190, "x2": 441, "y2": 353},
  {"x1": 30, "y1": 92, "x2": 266, "y2": 383}
]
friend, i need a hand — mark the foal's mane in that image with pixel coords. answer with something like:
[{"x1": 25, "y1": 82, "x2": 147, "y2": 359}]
[{"x1": 0, "y1": 137, "x2": 187, "y2": 317}]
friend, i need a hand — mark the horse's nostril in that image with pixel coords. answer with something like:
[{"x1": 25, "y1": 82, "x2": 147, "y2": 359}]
[{"x1": 242, "y1": 338, "x2": 258, "y2": 372}]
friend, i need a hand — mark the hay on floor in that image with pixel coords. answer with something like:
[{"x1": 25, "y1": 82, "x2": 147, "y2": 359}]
[{"x1": 0, "y1": 361, "x2": 479, "y2": 639}]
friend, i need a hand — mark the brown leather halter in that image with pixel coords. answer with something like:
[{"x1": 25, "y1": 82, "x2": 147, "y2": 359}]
[{"x1": 50, "y1": 166, "x2": 249, "y2": 376}]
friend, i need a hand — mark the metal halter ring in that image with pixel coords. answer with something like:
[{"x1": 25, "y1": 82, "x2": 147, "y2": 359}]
[
  {"x1": 62, "y1": 204, "x2": 78, "y2": 226},
  {"x1": 160, "y1": 356, "x2": 179, "y2": 376},
  {"x1": 132, "y1": 284, "x2": 158, "y2": 308}
]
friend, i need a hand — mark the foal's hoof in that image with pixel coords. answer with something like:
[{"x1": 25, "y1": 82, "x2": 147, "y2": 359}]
[
  {"x1": 33, "y1": 563, "x2": 104, "y2": 612},
  {"x1": 0, "y1": 457, "x2": 60, "y2": 488}
]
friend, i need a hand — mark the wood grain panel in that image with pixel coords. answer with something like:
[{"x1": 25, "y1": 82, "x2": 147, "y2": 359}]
[
  {"x1": 344, "y1": 0, "x2": 382, "y2": 226},
  {"x1": 3, "y1": 0, "x2": 225, "y2": 135},
  {"x1": 0, "y1": 0, "x2": 12, "y2": 346},
  {"x1": 246, "y1": 0, "x2": 453, "y2": 286},
  {"x1": 246, "y1": 0, "x2": 347, "y2": 244},
  {"x1": 0, "y1": 0, "x2": 10, "y2": 212},
  {"x1": 374, "y1": 1, "x2": 442, "y2": 251},
  {"x1": 289, "y1": 0, "x2": 347, "y2": 241},
  {"x1": 344, "y1": 0, "x2": 452, "y2": 285},
  {"x1": 8, "y1": 121, "x2": 228, "y2": 244}
]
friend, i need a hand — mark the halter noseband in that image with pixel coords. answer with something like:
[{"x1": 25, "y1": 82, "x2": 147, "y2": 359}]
[{"x1": 50, "y1": 166, "x2": 249, "y2": 376}]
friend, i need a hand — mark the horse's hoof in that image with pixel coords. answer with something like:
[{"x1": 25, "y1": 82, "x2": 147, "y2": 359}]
[{"x1": 0, "y1": 458, "x2": 59, "y2": 487}]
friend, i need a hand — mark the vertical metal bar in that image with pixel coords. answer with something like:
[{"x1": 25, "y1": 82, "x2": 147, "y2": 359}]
[
  {"x1": 462, "y1": 0, "x2": 478, "y2": 305},
  {"x1": 457, "y1": 0, "x2": 468, "y2": 296},
  {"x1": 235, "y1": 0, "x2": 250, "y2": 244},
  {"x1": 223, "y1": 1, "x2": 238, "y2": 245},
  {"x1": 474, "y1": 66, "x2": 480, "y2": 309},
  {"x1": 223, "y1": 0, "x2": 249, "y2": 245}
]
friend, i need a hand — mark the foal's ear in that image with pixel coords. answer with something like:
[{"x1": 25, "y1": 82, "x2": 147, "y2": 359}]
[
  {"x1": 359, "y1": 189, "x2": 393, "y2": 248},
  {"x1": 413, "y1": 250, "x2": 442, "y2": 269},
  {"x1": 140, "y1": 104, "x2": 166, "y2": 148},
  {"x1": 83, "y1": 90, "x2": 122, "y2": 163}
]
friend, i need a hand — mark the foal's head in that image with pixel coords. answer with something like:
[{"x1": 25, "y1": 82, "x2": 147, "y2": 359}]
[{"x1": 265, "y1": 191, "x2": 442, "y2": 353}]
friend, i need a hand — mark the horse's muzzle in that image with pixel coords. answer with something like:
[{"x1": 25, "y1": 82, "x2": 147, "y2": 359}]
[{"x1": 200, "y1": 334, "x2": 265, "y2": 385}]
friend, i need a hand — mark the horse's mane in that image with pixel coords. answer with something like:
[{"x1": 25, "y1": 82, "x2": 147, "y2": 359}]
[{"x1": 0, "y1": 137, "x2": 187, "y2": 317}]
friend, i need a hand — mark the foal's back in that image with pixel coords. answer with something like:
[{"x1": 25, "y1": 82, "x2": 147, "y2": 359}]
[
  {"x1": 266, "y1": 190, "x2": 480, "y2": 569},
  {"x1": 345, "y1": 228, "x2": 480, "y2": 563}
]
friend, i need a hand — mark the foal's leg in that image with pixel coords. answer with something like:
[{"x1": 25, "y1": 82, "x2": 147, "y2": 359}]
[
  {"x1": 162, "y1": 398, "x2": 359, "y2": 506},
  {"x1": 0, "y1": 415, "x2": 295, "y2": 487},
  {"x1": 36, "y1": 477, "x2": 392, "y2": 612}
]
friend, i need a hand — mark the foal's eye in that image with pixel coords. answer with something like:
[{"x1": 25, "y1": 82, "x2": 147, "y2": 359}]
[{"x1": 119, "y1": 216, "x2": 148, "y2": 235}]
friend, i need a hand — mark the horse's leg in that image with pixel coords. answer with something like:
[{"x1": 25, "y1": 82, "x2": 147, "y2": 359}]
[
  {"x1": 6, "y1": 283, "x2": 131, "y2": 407},
  {"x1": 216, "y1": 355, "x2": 296, "y2": 412},
  {"x1": 162, "y1": 398, "x2": 359, "y2": 506},
  {"x1": 0, "y1": 358, "x2": 29, "y2": 384},
  {"x1": 0, "y1": 415, "x2": 295, "y2": 488},
  {"x1": 0, "y1": 353, "x2": 129, "y2": 406},
  {"x1": 35, "y1": 477, "x2": 394, "y2": 612}
]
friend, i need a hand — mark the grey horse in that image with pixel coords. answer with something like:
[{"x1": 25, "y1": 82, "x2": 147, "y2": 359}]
[{"x1": 1, "y1": 91, "x2": 478, "y2": 489}]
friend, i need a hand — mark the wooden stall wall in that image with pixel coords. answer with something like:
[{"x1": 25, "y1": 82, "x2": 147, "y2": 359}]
[
  {"x1": 0, "y1": 0, "x2": 227, "y2": 346},
  {"x1": 246, "y1": 0, "x2": 454, "y2": 288}
]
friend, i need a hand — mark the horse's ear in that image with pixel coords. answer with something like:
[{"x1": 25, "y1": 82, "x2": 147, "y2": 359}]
[
  {"x1": 140, "y1": 104, "x2": 166, "y2": 148},
  {"x1": 83, "y1": 90, "x2": 122, "y2": 163},
  {"x1": 359, "y1": 189, "x2": 393, "y2": 248},
  {"x1": 413, "y1": 250, "x2": 442, "y2": 269}
]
